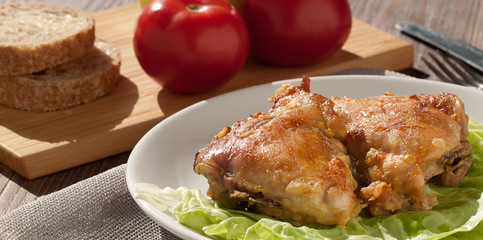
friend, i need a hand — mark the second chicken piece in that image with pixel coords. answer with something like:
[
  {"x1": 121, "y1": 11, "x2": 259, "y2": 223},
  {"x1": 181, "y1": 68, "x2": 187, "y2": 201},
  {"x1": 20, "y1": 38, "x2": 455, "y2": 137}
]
[{"x1": 332, "y1": 93, "x2": 472, "y2": 216}]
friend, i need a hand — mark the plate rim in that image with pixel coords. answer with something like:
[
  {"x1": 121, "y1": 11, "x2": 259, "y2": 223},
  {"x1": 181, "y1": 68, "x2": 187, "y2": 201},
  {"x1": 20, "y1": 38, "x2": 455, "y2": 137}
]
[{"x1": 126, "y1": 74, "x2": 483, "y2": 239}]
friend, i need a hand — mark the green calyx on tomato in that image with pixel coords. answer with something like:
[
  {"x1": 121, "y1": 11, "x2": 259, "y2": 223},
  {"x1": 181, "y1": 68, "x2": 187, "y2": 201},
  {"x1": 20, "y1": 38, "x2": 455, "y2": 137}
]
[
  {"x1": 185, "y1": 3, "x2": 206, "y2": 12},
  {"x1": 133, "y1": 0, "x2": 250, "y2": 93}
]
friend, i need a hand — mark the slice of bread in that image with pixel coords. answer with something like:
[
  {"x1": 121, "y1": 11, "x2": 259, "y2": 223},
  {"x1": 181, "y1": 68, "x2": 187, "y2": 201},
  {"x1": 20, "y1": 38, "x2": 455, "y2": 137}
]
[
  {"x1": 0, "y1": 39, "x2": 121, "y2": 112},
  {"x1": 0, "y1": 2, "x2": 95, "y2": 75}
]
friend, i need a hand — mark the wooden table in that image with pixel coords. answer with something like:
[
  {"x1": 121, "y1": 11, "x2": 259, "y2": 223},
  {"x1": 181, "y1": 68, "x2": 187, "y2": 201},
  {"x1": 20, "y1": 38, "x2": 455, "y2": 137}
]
[{"x1": 1, "y1": 0, "x2": 482, "y2": 216}]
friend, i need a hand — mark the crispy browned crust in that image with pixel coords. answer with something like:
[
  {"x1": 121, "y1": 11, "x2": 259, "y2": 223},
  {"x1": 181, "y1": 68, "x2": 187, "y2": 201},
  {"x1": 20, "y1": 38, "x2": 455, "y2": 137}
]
[
  {"x1": 0, "y1": 2, "x2": 95, "y2": 75},
  {"x1": 0, "y1": 39, "x2": 121, "y2": 112}
]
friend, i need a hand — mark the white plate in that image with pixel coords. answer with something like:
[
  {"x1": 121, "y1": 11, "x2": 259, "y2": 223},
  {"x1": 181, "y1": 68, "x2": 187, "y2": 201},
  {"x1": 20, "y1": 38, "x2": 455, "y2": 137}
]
[{"x1": 126, "y1": 75, "x2": 483, "y2": 240}]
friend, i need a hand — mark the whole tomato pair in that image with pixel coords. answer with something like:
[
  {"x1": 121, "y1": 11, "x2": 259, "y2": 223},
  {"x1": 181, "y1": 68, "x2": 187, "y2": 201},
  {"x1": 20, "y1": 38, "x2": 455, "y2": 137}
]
[{"x1": 133, "y1": 0, "x2": 352, "y2": 93}]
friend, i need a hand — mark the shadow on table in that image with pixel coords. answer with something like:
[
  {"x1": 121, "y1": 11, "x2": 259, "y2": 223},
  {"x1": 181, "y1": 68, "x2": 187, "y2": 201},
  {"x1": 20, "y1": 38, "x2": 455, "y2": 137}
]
[
  {"x1": 0, "y1": 152, "x2": 129, "y2": 201},
  {"x1": 0, "y1": 76, "x2": 138, "y2": 143},
  {"x1": 399, "y1": 67, "x2": 430, "y2": 79}
]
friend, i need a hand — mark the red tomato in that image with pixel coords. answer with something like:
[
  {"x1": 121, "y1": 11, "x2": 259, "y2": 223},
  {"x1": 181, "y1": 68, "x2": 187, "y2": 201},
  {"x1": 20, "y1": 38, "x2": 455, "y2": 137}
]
[
  {"x1": 133, "y1": 0, "x2": 250, "y2": 93},
  {"x1": 238, "y1": 0, "x2": 352, "y2": 66}
]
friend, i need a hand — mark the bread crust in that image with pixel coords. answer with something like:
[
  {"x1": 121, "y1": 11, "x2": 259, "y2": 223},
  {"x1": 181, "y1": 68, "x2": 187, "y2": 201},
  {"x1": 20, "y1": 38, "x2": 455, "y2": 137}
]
[
  {"x1": 0, "y1": 39, "x2": 121, "y2": 112},
  {"x1": 0, "y1": 2, "x2": 95, "y2": 75}
]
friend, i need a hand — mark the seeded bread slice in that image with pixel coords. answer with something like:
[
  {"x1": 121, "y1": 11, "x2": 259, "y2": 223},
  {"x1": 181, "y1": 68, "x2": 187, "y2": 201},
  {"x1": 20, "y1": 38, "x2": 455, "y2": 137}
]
[
  {"x1": 0, "y1": 2, "x2": 95, "y2": 75},
  {"x1": 0, "y1": 39, "x2": 121, "y2": 112}
]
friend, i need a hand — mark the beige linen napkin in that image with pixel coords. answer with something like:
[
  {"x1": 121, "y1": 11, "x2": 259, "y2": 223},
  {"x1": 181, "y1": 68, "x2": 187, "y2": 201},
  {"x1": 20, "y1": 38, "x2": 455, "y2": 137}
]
[{"x1": 0, "y1": 68, "x2": 411, "y2": 239}]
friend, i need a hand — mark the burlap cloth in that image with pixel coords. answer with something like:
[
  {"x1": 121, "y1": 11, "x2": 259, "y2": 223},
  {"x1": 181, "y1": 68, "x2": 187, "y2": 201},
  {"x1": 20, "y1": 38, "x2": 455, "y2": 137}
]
[{"x1": 0, "y1": 69, "x2": 413, "y2": 239}]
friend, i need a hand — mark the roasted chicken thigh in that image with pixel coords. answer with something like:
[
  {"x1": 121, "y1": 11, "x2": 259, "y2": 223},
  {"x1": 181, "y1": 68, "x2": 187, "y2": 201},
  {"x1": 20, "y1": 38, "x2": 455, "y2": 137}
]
[
  {"x1": 194, "y1": 76, "x2": 473, "y2": 225},
  {"x1": 194, "y1": 77, "x2": 362, "y2": 225},
  {"x1": 332, "y1": 92, "x2": 472, "y2": 216}
]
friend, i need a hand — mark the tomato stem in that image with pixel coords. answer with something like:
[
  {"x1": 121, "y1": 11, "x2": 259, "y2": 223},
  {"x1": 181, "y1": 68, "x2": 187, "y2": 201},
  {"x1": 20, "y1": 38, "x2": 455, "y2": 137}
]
[{"x1": 186, "y1": 3, "x2": 206, "y2": 12}]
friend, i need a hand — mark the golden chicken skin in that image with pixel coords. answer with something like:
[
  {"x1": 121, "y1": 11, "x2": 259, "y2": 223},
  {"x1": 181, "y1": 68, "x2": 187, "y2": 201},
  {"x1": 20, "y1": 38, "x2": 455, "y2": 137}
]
[
  {"x1": 194, "y1": 76, "x2": 363, "y2": 226},
  {"x1": 332, "y1": 92, "x2": 472, "y2": 216},
  {"x1": 194, "y1": 76, "x2": 473, "y2": 224}
]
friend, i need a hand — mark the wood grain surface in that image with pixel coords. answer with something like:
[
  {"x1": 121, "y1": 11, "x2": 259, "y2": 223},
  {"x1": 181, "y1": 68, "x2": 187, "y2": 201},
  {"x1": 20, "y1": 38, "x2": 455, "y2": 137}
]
[
  {"x1": 0, "y1": 2, "x2": 412, "y2": 179},
  {"x1": 1, "y1": 0, "x2": 482, "y2": 217}
]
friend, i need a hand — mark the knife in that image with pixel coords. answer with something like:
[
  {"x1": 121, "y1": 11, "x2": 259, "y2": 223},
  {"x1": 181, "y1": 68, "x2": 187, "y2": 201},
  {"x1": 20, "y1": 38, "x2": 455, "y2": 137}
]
[{"x1": 396, "y1": 22, "x2": 483, "y2": 72}]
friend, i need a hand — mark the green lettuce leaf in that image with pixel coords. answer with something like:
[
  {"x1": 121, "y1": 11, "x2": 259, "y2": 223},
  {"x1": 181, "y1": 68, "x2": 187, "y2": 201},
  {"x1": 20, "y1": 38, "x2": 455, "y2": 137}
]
[{"x1": 135, "y1": 117, "x2": 483, "y2": 240}]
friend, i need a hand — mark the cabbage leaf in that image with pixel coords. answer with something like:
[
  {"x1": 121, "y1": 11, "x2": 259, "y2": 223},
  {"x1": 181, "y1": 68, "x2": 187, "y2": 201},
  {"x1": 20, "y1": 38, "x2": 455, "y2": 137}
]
[{"x1": 135, "y1": 117, "x2": 483, "y2": 240}]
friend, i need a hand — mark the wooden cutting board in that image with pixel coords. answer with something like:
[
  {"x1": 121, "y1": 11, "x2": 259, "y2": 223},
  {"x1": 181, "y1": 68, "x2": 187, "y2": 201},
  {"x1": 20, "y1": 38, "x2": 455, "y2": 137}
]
[{"x1": 0, "y1": 3, "x2": 413, "y2": 179}]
